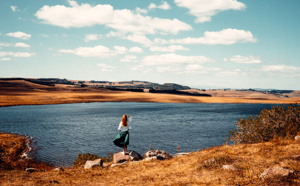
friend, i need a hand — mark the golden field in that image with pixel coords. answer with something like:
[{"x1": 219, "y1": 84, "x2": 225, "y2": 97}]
[
  {"x1": 0, "y1": 79, "x2": 299, "y2": 107},
  {"x1": 1, "y1": 131, "x2": 300, "y2": 185}
]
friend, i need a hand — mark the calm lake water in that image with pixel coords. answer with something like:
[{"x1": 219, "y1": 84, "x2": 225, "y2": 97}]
[{"x1": 0, "y1": 102, "x2": 273, "y2": 166}]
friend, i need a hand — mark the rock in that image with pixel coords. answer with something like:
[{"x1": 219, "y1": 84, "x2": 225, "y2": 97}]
[
  {"x1": 222, "y1": 164, "x2": 235, "y2": 171},
  {"x1": 128, "y1": 150, "x2": 143, "y2": 161},
  {"x1": 25, "y1": 168, "x2": 38, "y2": 173},
  {"x1": 111, "y1": 161, "x2": 128, "y2": 168},
  {"x1": 113, "y1": 150, "x2": 142, "y2": 163},
  {"x1": 113, "y1": 152, "x2": 130, "y2": 164},
  {"x1": 144, "y1": 156, "x2": 164, "y2": 161},
  {"x1": 260, "y1": 166, "x2": 294, "y2": 179},
  {"x1": 145, "y1": 149, "x2": 172, "y2": 160},
  {"x1": 84, "y1": 159, "x2": 103, "y2": 169},
  {"x1": 295, "y1": 136, "x2": 300, "y2": 140},
  {"x1": 291, "y1": 155, "x2": 300, "y2": 160},
  {"x1": 173, "y1": 152, "x2": 191, "y2": 157},
  {"x1": 52, "y1": 167, "x2": 64, "y2": 171}
]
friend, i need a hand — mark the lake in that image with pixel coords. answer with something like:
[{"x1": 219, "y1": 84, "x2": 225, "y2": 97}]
[{"x1": 0, "y1": 102, "x2": 273, "y2": 166}]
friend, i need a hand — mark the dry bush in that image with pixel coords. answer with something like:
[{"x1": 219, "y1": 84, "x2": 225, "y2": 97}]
[{"x1": 226, "y1": 104, "x2": 300, "y2": 144}]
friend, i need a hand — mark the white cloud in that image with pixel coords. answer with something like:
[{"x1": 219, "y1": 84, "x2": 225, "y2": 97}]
[
  {"x1": 156, "y1": 66, "x2": 181, "y2": 73},
  {"x1": 97, "y1": 63, "x2": 115, "y2": 71},
  {"x1": 226, "y1": 55, "x2": 262, "y2": 64},
  {"x1": 0, "y1": 58, "x2": 12, "y2": 61},
  {"x1": 0, "y1": 51, "x2": 35, "y2": 58},
  {"x1": 261, "y1": 65, "x2": 300, "y2": 75},
  {"x1": 35, "y1": 2, "x2": 191, "y2": 35},
  {"x1": 174, "y1": 0, "x2": 246, "y2": 23},
  {"x1": 10, "y1": 6, "x2": 18, "y2": 12},
  {"x1": 6, "y1": 31, "x2": 31, "y2": 40},
  {"x1": 59, "y1": 45, "x2": 131, "y2": 57},
  {"x1": 148, "y1": 2, "x2": 171, "y2": 10},
  {"x1": 135, "y1": 7, "x2": 148, "y2": 14},
  {"x1": 14, "y1": 42, "x2": 31, "y2": 48},
  {"x1": 129, "y1": 47, "x2": 143, "y2": 53},
  {"x1": 120, "y1": 55, "x2": 138, "y2": 62},
  {"x1": 125, "y1": 35, "x2": 154, "y2": 46},
  {"x1": 114, "y1": 46, "x2": 127, "y2": 54},
  {"x1": 84, "y1": 34, "x2": 102, "y2": 42},
  {"x1": 154, "y1": 28, "x2": 257, "y2": 45},
  {"x1": 0, "y1": 43, "x2": 11, "y2": 47},
  {"x1": 142, "y1": 53, "x2": 214, "y2": 65},
  {"x1": 149, "y1": 45, "x2": 189, "y2": 52},
  {"x1": 59, "y1": 45, "x2": 114, "y2": 58}
]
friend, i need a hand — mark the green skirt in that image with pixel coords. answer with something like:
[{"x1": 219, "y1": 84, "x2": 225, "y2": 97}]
[{"x1": 113, "y1": 131, "x2": 129, "y2": 148}]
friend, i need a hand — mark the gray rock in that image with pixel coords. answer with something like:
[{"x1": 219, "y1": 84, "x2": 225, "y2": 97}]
[
  {"x1": 128, "y1": 150, "x2": 143, "y2": 161},
  {"x1": 145, "y1": 149, "x2": 172, "y2": 160},
  {"x1": 260, "y1": 166, "x2": 294, "y2": 179},
  {"x1": 113, "y1": 152, "x2": 130, "y2": 164},
  {"x1": 113, "y1": 150, "x2": 142, "y2": 163},
  {"x1": 52, "y1": 167, "x2": 64, "y2": 171},
  {"x1": 173, "y1": 152, "x2": 191, "y2": 157},
  {"x1": 84, "y1": 159, "x2": 103, "y2": 169},
  {"x1": 222, "y1": 164, "x2": 235, "y2": 171},
  {"x1": 295, "y1": 136, "x2": 300, "y2": 140},
  {"x1": 111, "y1": 161, "x2": 128, "y2": 168},
  {"x1": 25, "y1": 168, "x2": 38, "y2": 173},
  {"x1": 144, "y1": 156, "x2": 164, "y2": 161}
]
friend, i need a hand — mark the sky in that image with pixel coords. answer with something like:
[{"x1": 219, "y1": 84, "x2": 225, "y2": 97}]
[{"x1": 0, "y1": 0, "x2": 299, "y2": 90}]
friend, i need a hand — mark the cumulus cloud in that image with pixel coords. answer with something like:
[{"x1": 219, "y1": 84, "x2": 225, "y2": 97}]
[
  {"x1": 148, "y1": 2, "x2": 171, "y2": 10},
  {"x1": 35, "y1": 1, "x2": 191, "y2": 35},
  {"x1": 6, "y1": 31, "x2": 31, "y2": 40},
  {"x1": 97, "y1": 63, "x2": 115, "y2": 71},
  {"x1": 0, "y1": 43, "x2": 11, "y2": 47},
  {"x1": 0, "y1": 58, "x2": 12, "y2": 61},
  {"x1": 84, "y1": 34, "x2": 102, "y2": 42},
  {"x1": 14, "y1": 42, "x2": 31, "y2": 48},
  {"x1": 154, "y1": 28, "x2": 257, "y2": 45},
  {"x1": 261, "y1": 65, "x2": 300, "y2": 75},
  {"x1": 125, "y1": 35, "x2": 154, "y2": 46},
  {"x1": 10, "y1": 6, "x2": 18, "y2": 12},
  {"x1": 142, "y1": 53, "x2": 214, "y2": 65},
  {"x1": 120, "y1": 55, "x2": 138, "y2": 62},
  {"x1": 59, "y1": 45, "x2": 114, "y2": 58},
  {"x1": 225, "y1": 55, "x2": 262, "y2": 64},
  {"x1": 0, "y1": 51, "x2": 35, "y2": 58},
  {"x1": 129, "y1": 47, "x2": 143, "y2": 53},
  {"x1": 149, "y1": 45, "x2": 189, "y2": 52},
  {"x1": 174, "y1": 0, "x2": 246, "y2": 23},
  {"x1": 58, "y1": 45, "x2": 132, "y2": 58}
]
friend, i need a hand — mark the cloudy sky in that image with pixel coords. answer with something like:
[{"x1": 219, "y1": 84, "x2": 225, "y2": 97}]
[{"x1": 0, "y1": 0, "x2": 299, "y2": 90}]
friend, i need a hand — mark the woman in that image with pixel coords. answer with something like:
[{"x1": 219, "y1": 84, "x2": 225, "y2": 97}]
[{"x1": 113, "y1": 114, "x2": 132, "y2": 154}]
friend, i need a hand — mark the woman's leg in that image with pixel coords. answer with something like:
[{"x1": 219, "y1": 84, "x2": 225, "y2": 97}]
[{"x1": 123, "y1": 145, "x2": 127, "y2": 153}]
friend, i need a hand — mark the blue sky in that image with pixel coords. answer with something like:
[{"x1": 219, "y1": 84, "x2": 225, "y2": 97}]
[{"x1": 0, "y1": 0, "x2": 299, "y2": 90}]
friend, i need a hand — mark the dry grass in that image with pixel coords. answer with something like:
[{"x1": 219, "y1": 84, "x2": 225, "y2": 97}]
[
  {"x1": 1, "y1": 80, "x2": 299, "y2": 107},
  {"x1": 1, "y1": 132, "x2": 300, "y2": 185}
]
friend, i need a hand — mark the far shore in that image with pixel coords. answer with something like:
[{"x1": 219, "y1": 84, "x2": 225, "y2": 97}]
[{"x1": 0, "y1": 79, "x2": 299, "y2": 107}]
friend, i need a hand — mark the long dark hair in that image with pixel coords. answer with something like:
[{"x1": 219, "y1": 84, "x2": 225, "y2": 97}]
[{"x1": 122, "y1": 114, "x2": 128, "y2": 127}]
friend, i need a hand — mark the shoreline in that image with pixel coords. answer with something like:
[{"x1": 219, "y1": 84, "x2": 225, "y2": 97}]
[{"x1": 0, "y1": 91, "x2": 299, "y2": 108}]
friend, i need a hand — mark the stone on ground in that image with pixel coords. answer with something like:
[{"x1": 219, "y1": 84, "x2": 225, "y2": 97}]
[{"x1": 84, "y1": 159, "x2": 103, "y2": 169}]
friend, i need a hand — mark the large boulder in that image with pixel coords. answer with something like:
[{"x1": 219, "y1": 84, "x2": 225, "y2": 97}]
[
  {"x1": 260, "y1": 166, "x2": 294, "y2": 179},
  {"x1": 113, "y1": 150, "x2": 142, "y2": 164},
  {"x1": 84, "y1": 159, "x2": 103, "y2": 169},
  {"x1": 145, "y1": 149, "x2": 172, "y2": 160}
]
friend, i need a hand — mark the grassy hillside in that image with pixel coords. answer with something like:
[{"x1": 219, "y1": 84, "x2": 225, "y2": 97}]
[{"x1": 0, "y1": 134, "x2": 299, "y2": 185}]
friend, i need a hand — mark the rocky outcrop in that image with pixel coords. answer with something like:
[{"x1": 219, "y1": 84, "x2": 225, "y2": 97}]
[
  {"x1": 145, "y1": 149, "x2": 172, "y2": 160},
  {"x1": 84, "y1": 159, "x2": 103, "y2": 169},
  {"x1": 113, "y1": 150, "x2": 142, "y2": 164},
  {"x1": 260, "y1": 166, "x2": 294, "y2": 179},
  {"x1": 295, "y1": 136, "x2": 300, "y2": 140}
]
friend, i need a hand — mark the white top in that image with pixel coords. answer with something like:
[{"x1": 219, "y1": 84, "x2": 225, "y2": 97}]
[{"x1": 118, "y1": 116, "x2": 132, "y2": 132}]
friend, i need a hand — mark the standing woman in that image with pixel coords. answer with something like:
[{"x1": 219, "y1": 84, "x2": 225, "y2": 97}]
[{"x1": 113, "y1": 114, "x2": 132, "y2": 154}]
